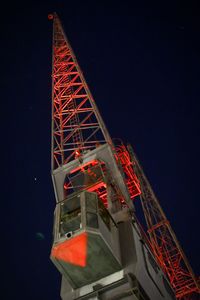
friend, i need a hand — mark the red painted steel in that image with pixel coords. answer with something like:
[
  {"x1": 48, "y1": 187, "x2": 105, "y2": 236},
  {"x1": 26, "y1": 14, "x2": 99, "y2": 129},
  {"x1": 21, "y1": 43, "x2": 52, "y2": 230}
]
[
  {"x1": 63, "y1": 147, "x2": 141, "y2": 208},
  {"x1": 115, "y1": 145, "x2": 141, "y2": 199},
  {"x1": 50, "y1": 13, "x2": 200, "y2": 300},
  {"x1": 50, "y1": 13, "x2": 112, "y2": 170},
  {"x1": 131, "y1": 151, "x2": 200, "y2": 299},
  {"x1": 51, "y1": 232, "x2": 88, "y2": 267}
]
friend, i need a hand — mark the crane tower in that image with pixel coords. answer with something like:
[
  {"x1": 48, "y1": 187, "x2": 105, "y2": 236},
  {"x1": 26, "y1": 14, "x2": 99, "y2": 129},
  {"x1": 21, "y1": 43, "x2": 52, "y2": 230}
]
[{"x1": 48, "y1": 13, "x2": 200, "y2": 300}]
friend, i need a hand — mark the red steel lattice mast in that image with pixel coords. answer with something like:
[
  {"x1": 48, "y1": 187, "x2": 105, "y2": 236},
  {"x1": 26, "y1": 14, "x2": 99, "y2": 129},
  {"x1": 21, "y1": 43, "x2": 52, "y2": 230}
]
[{"x1": 50, "y1": 13, "x2": 112, "y2": 170}]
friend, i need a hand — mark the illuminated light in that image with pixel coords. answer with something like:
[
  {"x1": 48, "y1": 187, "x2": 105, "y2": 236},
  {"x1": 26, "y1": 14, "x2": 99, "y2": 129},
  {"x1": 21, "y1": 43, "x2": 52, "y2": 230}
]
[
  {"x1": 75, "y1": 150, "x2": 80, "y2": 156},
  {"x1": 87, "y1": 181, "x2": 106, "y2": 192},
  {"x1": 63, "y1": 182, "x2": 68, "y2": 190},
  {"x1": 115, "y1": 145, "x2": 141, "y2": 199},
  {"x1": 48, "y1": 14, "x2": 54, "y2": 20},
  {"x1": 51, "y1": 232, "x2": 88, "y2": 267},
  {"x1": 69, "y1": 160, "x2": 99, "y2": 175}
]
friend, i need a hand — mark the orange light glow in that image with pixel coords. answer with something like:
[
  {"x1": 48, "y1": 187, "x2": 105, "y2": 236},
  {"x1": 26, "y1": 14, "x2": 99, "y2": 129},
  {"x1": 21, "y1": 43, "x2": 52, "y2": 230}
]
[
  {"x1": 75, "y1": 150, "x2": 80, "y2": 157},
  {"x1": 70, "y1": 160, "x2": 98, "y2": 175},
  {"x1": 51, "y1": 233, "x2": 88, "y2": 267},
  {"x1": 48, "y1": 14, "x2": 54, "y2": 20}
]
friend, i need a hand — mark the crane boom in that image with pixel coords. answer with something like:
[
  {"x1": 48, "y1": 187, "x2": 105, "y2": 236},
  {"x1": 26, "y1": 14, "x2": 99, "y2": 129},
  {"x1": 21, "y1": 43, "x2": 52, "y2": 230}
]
[
  {"x1": 50, "y1": 13, "x2": 112, "y2": 171},
  {"x1": 128, "y1": 145, "x2": 200, "y2": 299}
]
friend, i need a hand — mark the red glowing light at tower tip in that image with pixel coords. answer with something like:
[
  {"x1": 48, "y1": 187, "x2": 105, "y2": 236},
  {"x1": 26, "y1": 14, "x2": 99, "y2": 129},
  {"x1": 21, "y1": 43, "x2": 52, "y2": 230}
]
[{"x1": 48, "y1": 14, "x2": 54, "y2": 20}]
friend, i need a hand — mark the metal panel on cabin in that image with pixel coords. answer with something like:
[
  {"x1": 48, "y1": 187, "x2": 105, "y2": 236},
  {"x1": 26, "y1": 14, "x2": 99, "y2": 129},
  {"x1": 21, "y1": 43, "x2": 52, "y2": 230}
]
[{"x1": 51, "y1": 191, "x2": 121, "y2": 288}]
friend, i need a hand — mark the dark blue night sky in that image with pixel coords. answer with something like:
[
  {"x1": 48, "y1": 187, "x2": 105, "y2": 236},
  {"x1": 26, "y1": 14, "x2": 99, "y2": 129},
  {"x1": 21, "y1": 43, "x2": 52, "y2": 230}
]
[{"x1": 1, "y1": 1, "x2": 200, "y2": 299}]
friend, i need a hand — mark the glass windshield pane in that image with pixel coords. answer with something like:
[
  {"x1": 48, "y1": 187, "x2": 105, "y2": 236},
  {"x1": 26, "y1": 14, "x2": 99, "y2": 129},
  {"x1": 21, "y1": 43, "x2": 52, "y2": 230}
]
[{"x1": 60, "y1": 195, "x2": 81, "y2": 237}]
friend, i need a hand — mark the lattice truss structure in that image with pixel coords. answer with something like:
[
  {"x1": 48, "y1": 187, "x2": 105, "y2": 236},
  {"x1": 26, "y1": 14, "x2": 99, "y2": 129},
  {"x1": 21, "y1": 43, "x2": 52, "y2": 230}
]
[
  {"x1": 49, "y1": 13, "x2": 200, "y2": 300},
  {"x1": 63, "y1": 145, "x2": 141, "y2": 208},
  {"x1": 51, "y1": 13, "x2": 111, "y2": 170},
  {"x1": 131, "y1": 150, "x2": 200, "y2": 300}
]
